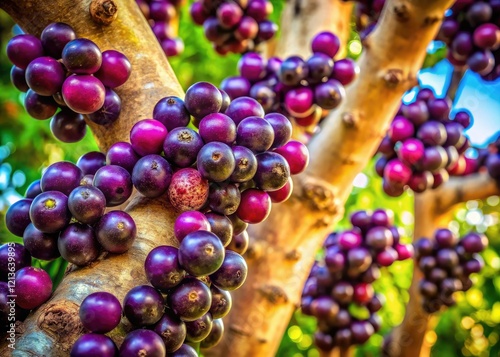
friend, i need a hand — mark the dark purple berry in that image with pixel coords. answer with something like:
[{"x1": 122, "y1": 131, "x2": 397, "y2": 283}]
[
  {"x1": 95, "y1": 210, "x2": 136, "y2": 254},
  {"x1": 79, "y1": 291, "x2": 122, "y2": 333}
]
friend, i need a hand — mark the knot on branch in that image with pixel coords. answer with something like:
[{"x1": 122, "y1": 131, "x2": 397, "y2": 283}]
[
  {"x1": 258, "y1": 284, "x2": 289, "y2": 305},
  {"x1": 393, "y1": 4, "x2": 409, "y2": 22},
  {"x1": 341, "y1": 112, "x2": 357, "y2": 128},
  {"x1": 245, "y1": 241, "x2": 264, "y2": 261},
  {"x1": 90, "y1": 0, "x2": 118, "y2": 25},
  {"x1": 285, "y1": 249, "x2": 301, "y2": 261},
  {"x1": 423, "y1": 16, "x2": 441, "y2": 27},
  {"x1": 302, "y1": 181, "x2": 338, "y2": 214},
  {"x1": 383, "y1": 69, "x2": 404, "y2": 87},
  {"x1": 37, "y1": 301, "x2": 84, "y2": 350}
]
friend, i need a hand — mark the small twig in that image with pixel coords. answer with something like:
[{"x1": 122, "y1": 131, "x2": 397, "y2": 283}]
[{"x1": 446, "y1": 67, "x2": 466, "y2": 101}]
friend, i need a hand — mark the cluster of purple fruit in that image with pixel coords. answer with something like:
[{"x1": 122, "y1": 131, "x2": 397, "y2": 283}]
[
  {"x1": 5, "y1": 153, "x2": 137, "y2": 267},
  {"x1": 136, "y1": 0, "x2": 185, "y2": 57},
  {"x1": 438, "y1": 0, "x2": 500, "y2": 81},
  {"x1": 220, "y1": 31, "x2": 358, "y2": 131},
  {"x1": 302, "y1": 209, "x2": 414, "y2": 351},
  {"x1": 0, "y1": 243, "x2": 52, "y2": 332},
  {"x1": 190, "y1": 0, "x2": 278, "y2": 54},
  {"x1": 415, "y1": 228, "x2": 487, "y2": 313},
  {"x1": 376, "y1": 87, "x2": 473, "y2": 197},
  {"x1": 7, "y1": 22, "x2": 131, "y2": 142}
]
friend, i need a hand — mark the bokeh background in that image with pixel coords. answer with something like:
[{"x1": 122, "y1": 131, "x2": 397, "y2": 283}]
[{"x1": 0, "y1": 1, "x2": 499, "y2": 356}]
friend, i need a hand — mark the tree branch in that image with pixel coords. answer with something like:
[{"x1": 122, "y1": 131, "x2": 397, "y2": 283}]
[
  {"x1": 0, "y1": 0, "x2": 184, "y2": 355},
  {"x1": 446, "y1": 67, "x2": 466, "y2": 102},
  {"x1": 209, "y1": 1, "x2": 455, "y2": 356}
]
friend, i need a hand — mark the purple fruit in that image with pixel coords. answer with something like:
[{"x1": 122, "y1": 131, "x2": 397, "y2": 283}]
[
  {"x1": 417, "y1": 121, "x2": 447, "y2": 146},
  {"x1": 209, "y1": 285, "x2": 232, "y2": 319},
  {"x1": 25, "y1": 180, "x2": 42, "y2": 199},
  {"x1": 7, "y1": 35, "x2": 44, "y2": 69},
  {"x1": 217, "y1": 1, "x2": 243, "y2": 28},
  {"x1": 132, "y1": 154, "x2": 172, "y2": 198},
  {"x1": 337, "y1": 229, "x2": 362, "y2": 250},
  {"x1": 153, "y1": 96, "x2": 191, "y2": 131},
  {"x1": 351, "y1": 320, "x2": 374, "y2": 344},
  {"x1": 310, "y1": 296, "x2": 339, "y2": 321},
  {"x1": 350, "y1": 211, "x2": 372, "y2": 232},
  {"x1": 220, "y1": 76, "x2": 251, "y2": 100},
  {"x1": 236, "y1": 116, "x2": 274, "y2": 153},
  {"x1": 311, "y1": 31, "x2": 340, "y2": 58},
  {"x1": 130, "y1": 119, "x2": 168, "y2": 157},
  {"x1": 210, "y1": 250, "x2": 247, "y2": 291},
  {"x1": 205, "y1": 213, "x2": 233, "y2": 247},
  {"x1": 167, "y1": 277, "x2": 212, "y2": 321},
  {"x1": 70, "y1": 333, "x2": 118, "y2": 357},
  {"x1": 365, "y1": 226, "x2": 394, "y2": 250},
  {"x1": 23, "y1": 223, "x2": 60, "y2": 261},
  {"x1": 434, "y1": 229, "x2": 457, "y2": 248},
  {"x1": 236, "y1": 188, "x2": 271, "y2": 224},
  {"x1": 163, "y1": 127, "x2": 204, "y2": 168},
  {"x1": 285, "y1": 86, "x2": 314, "y2": 117},
  {"x1": 388, "y1": 116, "x2": 415, "y2": 143},
  {"x1": 41, "y1": 161, "x2": 83, "y2": 196},
  {"x1": 238, "y1": 52, "x2": 267, "y2": 81},
  {"x1": 419, "y1": 146, "x2": 448, "y2": 172},
  {"x1": 199, "y1": 113, "x2": 236, "y2": 145},
  {"x1": 0, "y1": 243, "x2": 31, "y2": 281},
  {"x1": 24, "y1": 90, "x2": 58, "y2": 120},
  {"x1": 145, "y1": 246, "x2": 186, "y2": 292},
  {"x1": 123, "y1": 285, "x2": 164, "y2": 326},
  {"x1": 95, "y1": 210, "x2": 136, "y2": 254},
  {"x1": 254, "y1": 152, "x2": 290, "y2": 192},
  {"x1": 41, "y1": 22, "x2": 76, "y2": 58},
  {"x1": 93, "y1": 165, "x2": 133, "y2": 206},
  {"x1": 397, "y1": 138, "x2": 425, "y2": 165},
  {"x1": 208, "y1": 183, "x2": 241, "y2": 216},
  {"x1": 174, "y1": 211, "x2": 211, "y2": 243},
  {"x1": 62, "y1": 38, "x2": 102, "y2": 74},
  {"x1": 168, "y1": 168, "x2": 209, "y2": 212},
  {"x1": 428, "y1": 98, "x2": 451, "y2": 120},
  {"x1": 87, "y1": 87, "x2": 121, "y2": 125},
  {"x1": 170, "y1": 344, "x2": 197, "y2": 357},
  {"x1": 94, "y1": 50, "x2": 131, "y2": 88},
  {"x1": 153, "y1": 310, "x2": 187, "y2": 353},
  {"x1": 307, "y1": 53, "x2": 334, "y2": 83},
  {"x1": 79, "y1": 291, "x2": 122, "y2": 333},
  {"x1": 331, "y1": 281, "x2": 354, "y2": 305},
  {"x1": 25, "y1": 56, "x2": 65, "y2": 96},
  {"x1": 264, "y1": 113, "x2": 292, "y2": 149},
  {"x1": 5, "y1": 198, "x2": 32, "y2": 237},
  {"x1": 331, "y1": 58, "x2": 358, "y2": 85},
  {"x1": 119, "y1": 329, "x2": 166, "y2": 357},
  {"x1": 460, "y1": 232, "x2": 488, "y2": 253},
  {"x1": 15, "y1": 266, "x2": 52, "y2": 309},
  {"x1": 178, "y1": 230, "x2": 225, "y2": 277},
  {"x1": 10, "y1": 66, "x2": 29, "y2": 92},
  {"x1": 376, "y1": 246, "x2": 398, "y2": 266},
  {"x1": 279, "y1": 56, "x2": 308, "y2": 86},
  {"x1": 106, "y1": 141, "x2": 140, "y2": 173},
  {"x1": 68, "y1": 186, "x2": 106, "y2": 225},
  {"x1": 200, "y1": 318, "x2": 224, "y2": 349},
  {"x1": 402, "y1": 100, "x2": 429, "y2": 126},
  {"x1": 273, "y1": 140, "x2": 309, "y2": 175},
  {"x1": 230, "y1": 146, "x2": 258, "y2": 183},
  {"x1": 184, "y1": 82, "x2": 222, "y2": 119},
  {"x1": 347, "y1": 247, "x2": 372, "y2": 273},
  {"x1": 454, "y1": 110, "x2": 472, "y2": 129},
  {"x1": 185, "y1": 313, "x2": 213, "y2": 342},
  {"x1": 314, "y1": 79, "x2": 345, "y2": 109},
  {"x1": 225, "y1": 97, "x2": 265, "y2": 125},
  {"x1": 76, "y1": 152, "x2": 106, "y2": 176},
  {"x1": 29, "y1": 191, "x2": 70, "y2": 233},
  {"x1": 58, "y1": 223, "x2": 99, "y2": 265},
  {"x1": 62, "y1": 75, "x2": 105, "y2": 114},
  {"x1": 197, "y1": 142, "x2": 236, "y2": 182},
  {"x1": 384, "y1": 158, "x2": 412, "y2": 186}
]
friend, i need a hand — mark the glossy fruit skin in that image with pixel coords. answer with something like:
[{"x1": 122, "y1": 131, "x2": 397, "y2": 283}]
[
  {"x1": 170, "y1": 344, "x2": 197, "y2": 357},
  {"x1": 76, "y1": 152, "x2": 106, "y2": 176},
  {"x1": 94, "y1": 50, "x2": 131, "y2": 88},
  {"x1": 236, "y1": 116, "x2": 275, "y2": 153},
  {"x1": 168, "y1": 168, "x2": 209, "y2": 212},
  {"x1": 10, "y1": 66, "x2": 29, "y2": 92},
  {"x1": 163, "y1": 127, "x2": 204, "y2": 167},
  {"x1": 123, "y1": 285, "x2": 164, "y2": 327},
  {"x1": 0, "y1": 243, "x2": 32, "y2": 281},
  {"x1": 119, "y1": 329, "x2": 166, "y2": 357},
  {"x1": 264, "y1": 113, "x2": 292, "y2": 149},
  {"x1": 130, "y1": 119, "x2": 168, "y2": 156},
  {"x1": 197, "y1": 142, "x2": 236, "y2": 182},
  {"x1": 178, "y1": 230, "x2": 225, "y2": 277},
  {"x1": 205, "y1": 212, "x2": 233, "y2": 247},
  {"x1": 93, "y1": 165, "x2": 133, "y2": 207},
  {"x1": 274, "y1": 140, "x2": 309, "y2": 175},
  {"x1": 29, "y1": 191, "x2": 70, "y2": 233},
  {"x1": 25, "y1": 179, "x2": 43, "y2": 199},
  {"x1": 79, "y1": 292, "x2": 122, "y2": 333},
  {"x1": 15, "y1": 266, "x2": 53, "y2": 310},
  {"x1": 106, "y1": 142, "x2": 140, "y2": 173},
  {"x1": 185, "y1": 312, "x2": 213, "y2": 342},
  {"x1": 209, "y1": 285, "x2": 232, "y2": 319},
  {"x1": 25, "y1": 56, "x2": 66, "y2": 96},
  {"x1": 184, "y1": 82, "x2": 222, "y2": 119},
  {"x1": 208, "y1": 183, "x2": 241, "y2": 216},
  {"x1": 62, "y1": 38, "x2": 102, "y2": 74},
  {"x1": 40, "y1": 22, "x2": 76, "y2": 58},
  {"x1": 58, "y1": 223, "x2": 100, "y2": 266},
  {"x1": 24, "y1": 89, "x2": 58, "y2": 120},
  {"x1": 311, "y1": 31, "x2": 340, "y2": 58},
  {"x1": 62, "y1": 75, "x2": 106, "y2": 114},
  {"x1": 153, "y1": 310, "x2": 187, "y2": 353},
  {"x1": 226, "y1": 230, "x2": 249, "y2": 255},
  {"x1": 167, "y1": 277, "x2": 212, "y2": 322},
  {"x1": 230, "y1": 146, "x2": 258, "y2": 183},
  {"x1": 23, "y1": 223, "x2": 60, "y2": 261},
  {"x1": 225, "y1": 97, "x2": 265, "y2": 125},
  {"x1": 68, "y1": 186, "x2": 106, "y2": 225},
  {"x1": 210, "y1": 250, "x2": 248, "y2": 291},
  {"x1": 199, "y1": 113, "x2": 237, "y2": 145},
  {"x1": 153, "y1": 96, "x2": 191, "y2": 131},
  {"x1": 254, "y1": 152, "x2": 290, "y2": 191},
  {"x1": 132, "y1": 154, "x2": 173, "y2": 198},
  {"x1": 87, "y1": 87, "x2": 121, "y2": 126},
  {"x1": 70, "y1": 333, "x2": 118, "y2": 357},
  {"x1": 200, "y1": 318, "x2": 224, "y2": 349},
  {"x1": 41, "y1": 161, "x2": 83, "y2": 196},
  {"x1": 174, "y1": 211, "x2": 211, "y2": 243},
  {"x1": 5, "y1": 198, "x2": 32, "y2": 237},
  {"x1": 145, "y1": 246, "x2": 186, "y2": 292},
  {"x1": 50, "y1": 109, "x2": 87, "y2": 143},
  {"x1": 236, "y1": 188, "x2": 271, "y2": 224},
  {"x1": 7, "y1": 34, "x2": 44, "y2": 69},
  {"x1": 95, "y1": 210, "x2": 136, "y2": 254}
]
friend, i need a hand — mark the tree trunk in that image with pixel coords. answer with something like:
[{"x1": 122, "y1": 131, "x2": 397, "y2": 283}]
[{"x1": 208, "y1": 1, "x2": 455, "y2": 356}]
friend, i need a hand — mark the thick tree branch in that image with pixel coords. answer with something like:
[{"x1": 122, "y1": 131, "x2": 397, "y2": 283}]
[
  {"x1": 387, "y1": 173, "x2": 499, "y2": 356},
  {"x1": 1, "y1": 0, "x2": 184, "y2": 355},
  {"x1": 209, "y1": 1, "x2": 454, "y2": 356}
]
